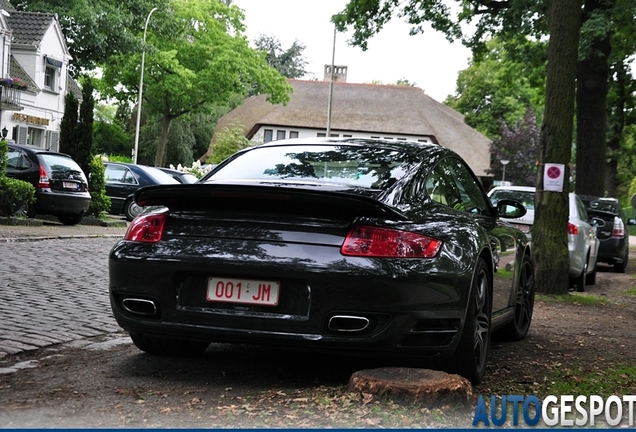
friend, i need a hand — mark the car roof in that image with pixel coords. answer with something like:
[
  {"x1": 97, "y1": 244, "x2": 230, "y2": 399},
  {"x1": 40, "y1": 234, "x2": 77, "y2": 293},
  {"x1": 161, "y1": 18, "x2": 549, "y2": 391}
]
[{"x1": 8, "y1": 142, "x2": 73, "y2": 158}]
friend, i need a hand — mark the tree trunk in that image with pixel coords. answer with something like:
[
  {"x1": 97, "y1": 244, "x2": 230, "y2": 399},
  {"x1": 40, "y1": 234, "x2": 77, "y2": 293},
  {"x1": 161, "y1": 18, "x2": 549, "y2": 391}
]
[
  {"x1": 532, "y1": 0, "x2": 582, "y2": 295},
  {"x1": 605, "y1": 61, "x2": 627, "y2": 198},
  {"x1": 154, "y1": 114, "x2": 174, "y2": 167},
  {"x1": 575, "y1": 0, "x2": 613, "y2": 197}
]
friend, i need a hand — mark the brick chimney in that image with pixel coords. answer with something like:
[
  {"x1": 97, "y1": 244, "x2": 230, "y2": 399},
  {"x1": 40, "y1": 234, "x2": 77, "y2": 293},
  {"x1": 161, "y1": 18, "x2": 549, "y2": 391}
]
[{"x1": 324, "y1": 65, "x2": 347, "y2": 82}]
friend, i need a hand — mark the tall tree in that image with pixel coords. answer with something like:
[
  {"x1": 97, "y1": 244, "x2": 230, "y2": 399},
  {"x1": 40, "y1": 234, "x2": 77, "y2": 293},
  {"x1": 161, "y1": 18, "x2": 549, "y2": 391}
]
[
  {"x1": 100, "y1": 0, "x2": 292, "y2": 167},
  {"x1": 75, "y1": 77, "x2": 95, "y2": 178},
  {"x1": 15, "y1": 0, "x2": 163, "y2": 74},
  {"x1": 575, "y1": 0, "x2": 614, "y2": 197},
  {"x1": 488, "y1": 108, "x2": 541, "y2": 186},
  {"x1": 253, "y1": 35, "x2": 308, "y2": 79},
  {"x1": 59, "y1": 92, "x2": 79, "y2": 156},
  {"x1": 445, "y1": 38, "x2": 547, "y2": 140},
  {"x1": 532, "y1": 0, "x2": 582, "y2": 294}
]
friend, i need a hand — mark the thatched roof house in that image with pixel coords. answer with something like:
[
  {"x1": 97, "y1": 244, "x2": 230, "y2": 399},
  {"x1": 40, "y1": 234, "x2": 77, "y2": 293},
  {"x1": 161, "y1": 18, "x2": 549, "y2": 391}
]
[{"x1": 203, "y1": 79, "x2": 492, "y2": 179}]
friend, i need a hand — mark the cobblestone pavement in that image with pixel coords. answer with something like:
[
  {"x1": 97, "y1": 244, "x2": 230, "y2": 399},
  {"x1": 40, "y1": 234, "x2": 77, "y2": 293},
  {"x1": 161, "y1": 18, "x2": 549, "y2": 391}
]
[{"x1": 0, "y1": 223, "x2": 127, "y2": 358}]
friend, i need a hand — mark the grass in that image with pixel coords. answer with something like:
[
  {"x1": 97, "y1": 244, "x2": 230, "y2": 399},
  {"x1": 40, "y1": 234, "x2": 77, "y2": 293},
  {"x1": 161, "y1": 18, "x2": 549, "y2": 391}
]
[
  {"x1": 536, "y1": 293, "x2": 608, "y2": 305},
  {"x1": 547, "y1": 365, "x2": 636, "y2": 397}
]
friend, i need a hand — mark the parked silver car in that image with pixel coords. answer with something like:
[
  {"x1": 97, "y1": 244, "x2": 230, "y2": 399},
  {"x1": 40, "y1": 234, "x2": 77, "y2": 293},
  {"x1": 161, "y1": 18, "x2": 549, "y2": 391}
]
[{"x1": 488, "y1": 186, "x2": 599, "y2": 291}]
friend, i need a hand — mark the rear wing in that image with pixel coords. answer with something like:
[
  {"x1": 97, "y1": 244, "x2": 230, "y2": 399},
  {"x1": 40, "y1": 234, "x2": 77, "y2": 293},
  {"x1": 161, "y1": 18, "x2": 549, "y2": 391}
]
[{"x1": 134, "y1": 184, "x2": 408, "y2": 221}]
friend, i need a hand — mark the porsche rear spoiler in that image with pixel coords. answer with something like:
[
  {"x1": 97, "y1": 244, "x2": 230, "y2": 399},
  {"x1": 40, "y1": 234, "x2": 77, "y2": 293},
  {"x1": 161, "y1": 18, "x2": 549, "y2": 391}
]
[{"x1": 134, "y1": 184, "x2": 408, "y2": 221}]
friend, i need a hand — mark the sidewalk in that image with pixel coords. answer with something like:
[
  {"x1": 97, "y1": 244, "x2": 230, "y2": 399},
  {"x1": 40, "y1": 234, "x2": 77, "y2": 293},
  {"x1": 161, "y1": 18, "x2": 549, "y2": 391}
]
[{"x1": 0, "y1": 215, "x2": 128, "y2": 242}]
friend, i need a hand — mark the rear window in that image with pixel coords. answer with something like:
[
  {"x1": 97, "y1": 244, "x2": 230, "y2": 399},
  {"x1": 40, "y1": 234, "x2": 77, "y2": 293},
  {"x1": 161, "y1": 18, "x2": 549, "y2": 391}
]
[
  {"x1": 588, "y1": 200, "x2": 619, "y2": 214},
  {"x1": 39, "y1": 154, "x2": 87, "y2": 182},
  {"x1": 143, "y1": 167, "x2": 180, "y2": 184},
  {"x1": 206, "y1": 144, "x2": 417, "y2": 190}
]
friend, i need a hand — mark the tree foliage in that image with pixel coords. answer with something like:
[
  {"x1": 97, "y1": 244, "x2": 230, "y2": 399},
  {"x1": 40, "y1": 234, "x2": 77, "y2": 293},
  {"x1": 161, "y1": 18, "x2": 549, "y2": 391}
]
[
  {"x1": 99, "y1": 0, "x2": 292, "y2": 167},
  {"x1": 488, "y1": 108, "x2": 540, "y2": 186},
  {"x1": 206, "y1": 121, "x2": 254, "y2": 164},
  {"x1": 59, "y1": 92, "x2": 79, "y2": 156},
  {"x1": 445, "y1": 38, "x2": 546, "y2": 140},
  {"x1": 15, "y1": 0, "x2": 162, "y2": 74},
  {"x1": 253, "y1": 34, "x2": 308, "y2": 79}
]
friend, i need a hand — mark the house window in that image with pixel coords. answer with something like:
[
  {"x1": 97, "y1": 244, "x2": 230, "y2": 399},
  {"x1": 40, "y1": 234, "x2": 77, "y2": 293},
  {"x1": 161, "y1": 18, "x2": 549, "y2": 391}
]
[
  {"x1": 276, "y1": 130, "x2": 286, "y2": 140},
  {"x1": 289, "y1": 131, "x2": 299, "y2": 138},
  {"x1": 27, "y1": 128, "x2": 44, "y2": 147},
  {"x1": 44, "y1": 66, "x2": 56, "y2": 91},
  {"x1": 343, "y1": 134, "x2": 352, "y2": 138},
  {"x1": 263, "y1": 129, "x2": 273, "y2": 143},
  {"x1": 330, "y1": 133, "x2": 339, "y2": 137},
  {"x1": 317, "y1": 133, "x2": 326, "y2": 137}
]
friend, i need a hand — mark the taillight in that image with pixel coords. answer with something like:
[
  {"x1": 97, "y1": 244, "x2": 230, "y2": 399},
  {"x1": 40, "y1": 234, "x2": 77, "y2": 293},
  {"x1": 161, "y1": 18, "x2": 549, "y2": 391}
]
[
  {"x1": 341, "y1": 225, "x2": 442, "y2": 258},
  {"x1": 612, "y1": 216, "x2": 625, "y2": 237},
  {"x1": 124, "y1": 210, "x2": 168, "y2": 243},
  {"x1": 38, "y1": 165, "x2": 50, "y2": 189},
  {"x1": 567, "y1": 222, "x2": 578, "y2": 235}
]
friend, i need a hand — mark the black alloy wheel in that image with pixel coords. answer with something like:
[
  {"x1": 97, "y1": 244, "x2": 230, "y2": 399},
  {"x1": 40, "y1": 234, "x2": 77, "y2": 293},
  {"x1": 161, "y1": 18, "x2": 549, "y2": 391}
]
[
  {"x1": 500, "y1": 253, "x2": 535, "y2": 341},
  {"x1": 452, "y1": 257, "x2": 491, "y2": 385}
]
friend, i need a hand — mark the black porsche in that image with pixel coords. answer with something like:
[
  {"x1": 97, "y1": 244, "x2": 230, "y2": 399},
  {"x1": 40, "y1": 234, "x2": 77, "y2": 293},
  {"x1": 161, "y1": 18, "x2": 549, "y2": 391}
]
[{"x1": 108, "y1": 137, "x2": 535, "y2": 384}]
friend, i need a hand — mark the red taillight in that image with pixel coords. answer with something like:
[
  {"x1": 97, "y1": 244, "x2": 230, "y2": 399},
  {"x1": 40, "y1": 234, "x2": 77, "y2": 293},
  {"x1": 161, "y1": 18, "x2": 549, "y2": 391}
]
[
  {"x1": 612, "y1": 216, "x2": 625, "y2": 237},
  {"x1": 568, "y1": 222, "x2": 578, "y2": 235},
  {"x1": 124, "y1": 210, "x2": 168, "y2": 243},
  {"x1": 341, "y1": 225, "x2": 442, "y2": 258},
  {"x1": 38, "y1": 165, "x2": 50, "y2": 189}
]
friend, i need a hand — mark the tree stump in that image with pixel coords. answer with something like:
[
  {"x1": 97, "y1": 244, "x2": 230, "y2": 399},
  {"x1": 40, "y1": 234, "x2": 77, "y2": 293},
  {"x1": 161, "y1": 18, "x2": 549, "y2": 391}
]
[{"x1": 347, "y1": 367, "x2": 472, "y2": 404}]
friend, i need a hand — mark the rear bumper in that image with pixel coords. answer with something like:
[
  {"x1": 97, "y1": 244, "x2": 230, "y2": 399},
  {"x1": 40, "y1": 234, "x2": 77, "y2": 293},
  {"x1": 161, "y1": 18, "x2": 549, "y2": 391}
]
[
  {"x1": 35, "y1": 189, "x2": 91, "y2": 215},
  {"x1": 108, "y1": 238, "x2": 473, "y2": 355},
  {"x1": 596, "y1": 236, "x2": 628, "y2": 264}
]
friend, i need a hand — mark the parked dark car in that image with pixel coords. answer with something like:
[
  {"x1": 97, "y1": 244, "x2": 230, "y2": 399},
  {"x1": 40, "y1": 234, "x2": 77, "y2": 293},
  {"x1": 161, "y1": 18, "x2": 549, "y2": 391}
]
[
  {"x1": 157, "y1": 167, "x2": 198, "y2": 184},
  {"x1": 109, "y1": 137, "x2": 535, "y2": 384},
  {"x1": 579, "y1": 195, "x2": 631, "y2": 273},
  {"x1": 104, "y1": 162, "x2": 179, "y2": 221},
  {"x1": 5, "y1": 143, "x2": 91, "y2": 225}
]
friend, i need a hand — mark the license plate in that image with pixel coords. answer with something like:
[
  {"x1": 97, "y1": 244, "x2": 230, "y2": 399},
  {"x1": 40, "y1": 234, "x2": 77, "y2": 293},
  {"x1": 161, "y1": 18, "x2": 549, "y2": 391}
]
[
  {"x1": 63, "y1": 181, "x2": 78, "y2": 190},
  {"x1": 206, "y1": 277, "x2": 280, "y2": 306}
]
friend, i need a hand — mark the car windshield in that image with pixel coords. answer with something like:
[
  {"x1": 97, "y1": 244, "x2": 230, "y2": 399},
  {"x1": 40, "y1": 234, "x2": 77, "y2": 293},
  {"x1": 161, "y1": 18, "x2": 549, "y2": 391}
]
[
  {"x1": 490, "y1": 190, "x2": 535, "y2": 210},
  {"x1": 206, "y1": 144, "x2": 418, "y2": 190}
]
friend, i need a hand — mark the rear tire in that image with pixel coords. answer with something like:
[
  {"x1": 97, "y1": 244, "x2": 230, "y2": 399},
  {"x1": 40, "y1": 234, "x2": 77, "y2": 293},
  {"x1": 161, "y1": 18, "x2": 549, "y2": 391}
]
[
  {"x1": 124, "y1": 199, "x2": 143, "y2": 221},
  {"x1": 452, "y1": 257, "x2": 491, "y2": 385},
  {"x1": 58, "y1": 212, "x2": 83, "y2": 225},
  {"x1": 500, "y1": 254, "x2": 535, "y2": 341},
  {"x1": 130, "y1": 333, "x2": 209, "y2": 356},
  {"x1": 572, "y1": 253, "x2": 588, "y2": 292},
  {"x1": 614, "y1": 248, "x2": 628, "y2": 273}
]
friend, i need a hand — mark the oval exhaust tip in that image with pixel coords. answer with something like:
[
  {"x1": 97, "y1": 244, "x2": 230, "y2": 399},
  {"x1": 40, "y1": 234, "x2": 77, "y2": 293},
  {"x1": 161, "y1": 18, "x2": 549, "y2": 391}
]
[
  {"x1": 328, "y1": 315, "x2": 370, "y2": 332},
  {"x1": 122, "y1": 298, "x2": 157, "y2": 316}
]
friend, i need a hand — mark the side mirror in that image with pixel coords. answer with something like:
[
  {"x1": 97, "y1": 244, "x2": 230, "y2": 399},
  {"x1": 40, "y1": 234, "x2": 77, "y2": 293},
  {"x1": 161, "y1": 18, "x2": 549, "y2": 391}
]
[
  {"x1": 496, "y1": 199, "x2": 527, "y2": 219},
  {"x1": 627, "y1": 218, "x2": 636, "y2": 226}
]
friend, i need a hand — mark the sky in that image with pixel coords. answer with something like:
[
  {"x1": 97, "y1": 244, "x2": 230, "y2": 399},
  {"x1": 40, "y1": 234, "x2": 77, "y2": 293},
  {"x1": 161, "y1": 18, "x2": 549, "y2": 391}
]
[{"x1": 233, "y1": 0, "x2": 473, "y2": 103}]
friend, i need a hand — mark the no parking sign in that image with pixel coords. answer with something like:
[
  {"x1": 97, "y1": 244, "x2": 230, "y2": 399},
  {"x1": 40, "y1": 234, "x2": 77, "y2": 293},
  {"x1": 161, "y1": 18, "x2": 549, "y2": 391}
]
[{"x1": 544, "y1": 163, "x2": 564, "y2": 192}]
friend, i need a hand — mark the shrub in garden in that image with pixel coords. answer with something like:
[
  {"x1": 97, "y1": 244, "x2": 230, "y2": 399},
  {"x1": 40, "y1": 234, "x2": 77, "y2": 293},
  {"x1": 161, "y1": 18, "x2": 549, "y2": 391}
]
[
  {"x1": 0, "y1": 138, "x2": 35, "y2": 217},
  {"x1": 86, "y1": 154, "x2": 111, "y2": 217}
]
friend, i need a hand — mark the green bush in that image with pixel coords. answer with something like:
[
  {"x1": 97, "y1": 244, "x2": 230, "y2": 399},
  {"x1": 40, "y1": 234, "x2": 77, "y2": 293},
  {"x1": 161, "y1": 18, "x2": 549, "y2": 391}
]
[
  {"x1": 0, "y1": 176, "x2": 35, "y2": 217},
  {"x1": 87, "y1": 154, "x2": 111, "y2": 217}
]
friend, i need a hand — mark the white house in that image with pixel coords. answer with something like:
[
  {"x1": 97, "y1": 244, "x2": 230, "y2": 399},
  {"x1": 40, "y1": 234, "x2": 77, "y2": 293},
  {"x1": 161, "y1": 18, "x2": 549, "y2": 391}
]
[
  {"x1": 0, "y1": 0, "x2": 77, "y2": 151},
  {"x1": 203, "y1": 65, "x2": 493, "y2": 181}
]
